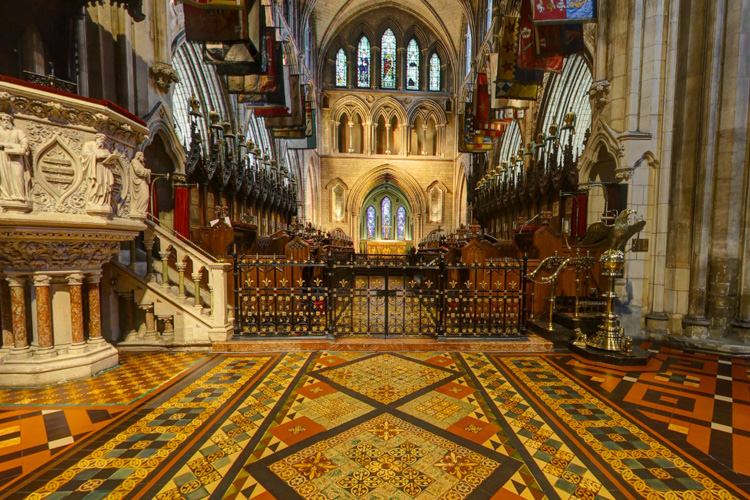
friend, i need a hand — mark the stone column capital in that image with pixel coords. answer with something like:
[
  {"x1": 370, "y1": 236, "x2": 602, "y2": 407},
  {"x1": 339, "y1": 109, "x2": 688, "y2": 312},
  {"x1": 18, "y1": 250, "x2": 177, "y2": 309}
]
[
  {"x1": 67, "y1": 273, "x2": 86, "y2": 286},
  {"x1": 192, "y1": 273, "x2": 203, "y2": 281},
  {"x1": 33, "y1": 274, "x2": 52, "y2": 287},
  {"x1": 86, "y1": 272, "x2": 102, "y2": 284},
  {"x1": 6, "y1": 275, "x2": 26, "y2": 288},
  {"x1": 176, "y1": 262, "x2": 187, "y2": 271}
]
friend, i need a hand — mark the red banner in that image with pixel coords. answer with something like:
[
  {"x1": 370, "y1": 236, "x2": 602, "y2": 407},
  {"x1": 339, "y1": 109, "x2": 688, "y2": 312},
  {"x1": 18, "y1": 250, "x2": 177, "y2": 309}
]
[{"x1": 518, "y1": 0, "x2": 563, "y2": 72}]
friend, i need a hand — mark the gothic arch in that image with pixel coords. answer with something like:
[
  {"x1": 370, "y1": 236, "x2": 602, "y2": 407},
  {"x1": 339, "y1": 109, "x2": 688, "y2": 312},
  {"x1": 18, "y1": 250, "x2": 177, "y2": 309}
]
[
  {"x1": 143, "y1": 110, "x2": 186, "y2": 171},
  {"x1": 374, "y1": 19, "x2": 404, "y2": 45},
  {"x1": 330, "y1": 95, "x2": 370, "y2": 123},
  {"x1": 407, "y1": 98, "x2": 447, "y2": 126},
  {"x1": 370, "y1": 96, "x2": 408, "y2": 123},
  {"x1": 578, "y1": 117, "x2": 624, "y2": 181},
  {"x1": 346, "y1": 164, "x2": 428, "y2": 246}
]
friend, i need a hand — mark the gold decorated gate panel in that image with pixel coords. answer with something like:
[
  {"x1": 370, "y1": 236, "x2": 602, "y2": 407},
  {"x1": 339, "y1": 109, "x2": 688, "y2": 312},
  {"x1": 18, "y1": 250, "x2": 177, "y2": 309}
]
[{"x1": 329, "y1": 257, "x2": 440, "y2": 337}]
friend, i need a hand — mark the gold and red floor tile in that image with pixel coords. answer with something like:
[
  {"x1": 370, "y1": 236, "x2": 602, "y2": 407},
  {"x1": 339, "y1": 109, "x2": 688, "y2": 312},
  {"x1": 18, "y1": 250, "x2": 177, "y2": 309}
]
[{"x1": 0, "y1": 344, "x2": 749, "y2": 499}]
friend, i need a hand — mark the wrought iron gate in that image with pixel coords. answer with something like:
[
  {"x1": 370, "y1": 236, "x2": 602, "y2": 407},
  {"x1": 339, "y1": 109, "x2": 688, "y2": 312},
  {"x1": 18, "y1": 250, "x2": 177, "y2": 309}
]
[
  {"x1": 233, "y1": 254, "x2": 527, "y2": 338},
  {"x1": 329, "y1": 255, "x2": 441, "y2": 336}
]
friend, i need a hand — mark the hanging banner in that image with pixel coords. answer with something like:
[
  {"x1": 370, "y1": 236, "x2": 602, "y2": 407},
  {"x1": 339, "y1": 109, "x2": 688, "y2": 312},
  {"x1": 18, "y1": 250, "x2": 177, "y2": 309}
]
[
  {"x1": 184, "y1": 5, "x2": 244, "y2": 41},
  {"x1": 494, "y1": 16, "x2": 542, "y2": 103},
  {"x1": 531, "y1": 0, "x2": 597, "y2": 25},
  {"x1": 534, "y1": 23, "x2": 584, "y2": 57},
  {"x1": 228, "y1": 34, "x2": 279, "y2": 93},
  {"x1": 518, "y1": 0, "x2": 563, "y2": 72}
]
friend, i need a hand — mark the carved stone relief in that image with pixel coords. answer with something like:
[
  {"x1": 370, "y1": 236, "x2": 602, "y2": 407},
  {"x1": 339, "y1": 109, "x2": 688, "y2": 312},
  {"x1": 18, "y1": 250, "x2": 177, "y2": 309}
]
[{"x1": 0, "y1": 239, "x2": 123, "y2": 270}]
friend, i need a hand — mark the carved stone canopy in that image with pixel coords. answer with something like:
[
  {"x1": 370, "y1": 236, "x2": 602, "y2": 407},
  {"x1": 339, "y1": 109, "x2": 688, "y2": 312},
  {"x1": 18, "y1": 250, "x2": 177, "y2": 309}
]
[
  {"x1": 0, "y1": 220, "x2": 142, "y2": 272},
  {"x1": 150, "y1": 63, "x2": 180, "y2": 93}
]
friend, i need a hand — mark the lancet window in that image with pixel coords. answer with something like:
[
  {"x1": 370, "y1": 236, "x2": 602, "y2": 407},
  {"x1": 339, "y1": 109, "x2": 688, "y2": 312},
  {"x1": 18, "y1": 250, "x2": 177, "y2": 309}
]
[
  {"x1": 357, "y1": 36, "x2": 371, "y2": 87},
  {"x1": 406, "y1": 39, "x2": 419, "y2": 90},
  {"x1": 381, "y1": 29, "x2": 397, "y2": 89},
  {"x1": 335, "y1": 49, "x2": 347, "y2": 87},
  {"x1": 429, "y1": 53, "x2": 441, "y2": 91}
]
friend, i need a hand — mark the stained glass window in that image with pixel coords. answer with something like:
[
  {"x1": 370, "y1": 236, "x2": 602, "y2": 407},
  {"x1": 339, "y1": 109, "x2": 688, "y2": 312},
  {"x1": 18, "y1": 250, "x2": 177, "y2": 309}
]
[
  {"x1": 335, "y1": 49, "x2": 347, "y2": 87},
  {"x1": 381, "y1": 29, "x2": 396, "y2": 89},
  {"x1": 381, "y1": 196, "x2": 392, "y2": 239},
  {"x1": 406, "y1": 39, "x2": 419, "y2": 90},
  {"x1": 357, "y1": 37, "x2": 371, "y2": 87},
  {"x1": 396, "y1": 206, "x2": 406, "y2": 240},
  {"x1": 366, "y1": 205, "x2": 376, "y2": 239},
  {"x1": 429, "y1": 53, "x2": 441, "y2": 91}
]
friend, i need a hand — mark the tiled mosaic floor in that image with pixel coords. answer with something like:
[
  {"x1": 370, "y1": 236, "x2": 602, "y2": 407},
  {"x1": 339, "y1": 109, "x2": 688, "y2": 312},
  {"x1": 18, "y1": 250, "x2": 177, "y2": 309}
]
[{"x1": 1, "y1": 344, "x2": 749, "y2": 499}]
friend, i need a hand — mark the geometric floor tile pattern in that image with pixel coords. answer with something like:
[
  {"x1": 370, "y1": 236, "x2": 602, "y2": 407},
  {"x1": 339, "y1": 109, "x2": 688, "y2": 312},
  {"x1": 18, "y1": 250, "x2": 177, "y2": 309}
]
[{"x1": 1, "y1": 345, "x2": 749, "y2": 500}]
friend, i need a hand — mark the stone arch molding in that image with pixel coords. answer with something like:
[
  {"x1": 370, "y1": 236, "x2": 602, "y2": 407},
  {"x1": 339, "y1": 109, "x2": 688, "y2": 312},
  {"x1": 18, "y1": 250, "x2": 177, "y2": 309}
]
[
  {"x1": 330, "y1": 95, "x2": 370, "y2": 123},
  {"x1": 578, "y1": 117, "x2": 624, "y2": 181},
  {"x1": 407, "y1": 99, "x2": 447, "y2": 127},
  {"x1": 348, "y1": 164, "x2": 426, "y2": 216},
  {"x1": 371, "y1": 96, "x2": 408, "y2": 124}
]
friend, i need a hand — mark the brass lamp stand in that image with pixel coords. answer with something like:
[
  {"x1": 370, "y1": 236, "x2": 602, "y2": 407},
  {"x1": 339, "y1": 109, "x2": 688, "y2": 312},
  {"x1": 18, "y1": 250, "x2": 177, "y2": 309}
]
[{"x1": 586, "y1": 249, "x2": 625, "y2": 351}]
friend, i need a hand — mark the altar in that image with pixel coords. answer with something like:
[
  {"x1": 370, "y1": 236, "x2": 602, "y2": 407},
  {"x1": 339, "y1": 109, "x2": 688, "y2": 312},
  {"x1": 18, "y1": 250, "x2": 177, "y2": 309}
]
[{"x1": 364, "y1": 239, "x2": 408, "y2": 255}]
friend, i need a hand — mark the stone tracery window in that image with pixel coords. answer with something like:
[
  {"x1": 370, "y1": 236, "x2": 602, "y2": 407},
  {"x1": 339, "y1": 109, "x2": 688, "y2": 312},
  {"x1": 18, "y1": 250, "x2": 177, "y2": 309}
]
[
  {"x1": 335, "y1": 48, "x2": 347, "y2": 87},
  {"x1": 406, "y1": 39, "x2": 420, "y2": 90},
  {"x1": 357, "y1": 36, "x2": 371, "y2": 87},
  {"x1": 381, "y1": 196, "x2": 392, "y2": 239},
  {"x1": 381, "y1": 29, "x2": 397, "y2": 89},
  {"x1": 396, "y1": 205, "x2": 406, "y2": 239},
  {"x1": 366, "y1": 205, "x2": 376, "y2": 238},
  {"x1": 357, "y1": 36, "x2": 370, "y2": 87},
  {"x1": 429, "y1": 53, "x2": 441, "y2": 91}
]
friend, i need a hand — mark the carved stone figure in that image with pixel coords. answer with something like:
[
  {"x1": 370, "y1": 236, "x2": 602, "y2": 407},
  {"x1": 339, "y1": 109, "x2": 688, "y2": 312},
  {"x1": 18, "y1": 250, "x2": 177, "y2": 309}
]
[
  {"x1": 81, "y1": 133, "x2": 116, "y2": 209},
  {"x1": 0, "y1": 113, "x2": 32, "y2": 207},
  {"x1": 130, "y1": 151, "x2": 150, "y2": 217}
]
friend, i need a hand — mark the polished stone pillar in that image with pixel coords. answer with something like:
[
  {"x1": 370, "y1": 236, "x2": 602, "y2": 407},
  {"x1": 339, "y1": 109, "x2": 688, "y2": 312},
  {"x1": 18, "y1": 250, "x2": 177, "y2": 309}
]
[
  {"x1": 159, "y1": 315, "x2": 174, "y2": 341},
  {"x1": 87, "y1": 273, "x2": 104, "y2": 343},
  {"x1": 0, "y1": 278, "x2": 13, "y2": 351},
  {"x1": 142, "y1": 303, "x2": 157, "y2": 340},
  {"x1": 6, "y1": 276, "x2": 30, "y2": 356},
  {"x1": 176, "y1": 263, "x2": 186, "y2": 298},
  {"x1": 33, "y1": 274, "x2": 54, "y2": 356},
  {"x1": 68, "y1": 273, "x2": 86, "y2": 348},
  {"x1": 160, "y1": 251, "x2": 170, "y2": 288},
  {"x1": 143, "y1": 238, "x2": 155, "y2": 278},
  {"x1": 192, "y1": 272, "x2": 202, "y2": 308}
]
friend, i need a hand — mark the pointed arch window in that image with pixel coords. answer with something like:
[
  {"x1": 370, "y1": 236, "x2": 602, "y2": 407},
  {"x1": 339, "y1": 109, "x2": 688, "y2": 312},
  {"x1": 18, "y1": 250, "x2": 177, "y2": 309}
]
[
  {"x1": 357, "y1": 36, "x2": 371, "y2": 87},
  {"x1": 396, "y1": 206, "x2": 406, "y2": 239},
  {"x1": 464, "y1": 26, "x2": 472, "y2": 77},
  {"x1": 381, "y1": 29, "x2": 397, "y2": 89},
  {"x1": 366, "y1": 205, "x2": 376, "y2": 239},
  {"x1": 335, "y1": 48, "x2": 347, "y2": 87},
  {"x1": 429, "y1": 53, "x2": 441, "y2": 91},
  {"x1": 381, "y1": 196, "x2": 392, "y2": 239},
  {"x1": 406, "y1": 39, "x2": 420, "y2": 90}
]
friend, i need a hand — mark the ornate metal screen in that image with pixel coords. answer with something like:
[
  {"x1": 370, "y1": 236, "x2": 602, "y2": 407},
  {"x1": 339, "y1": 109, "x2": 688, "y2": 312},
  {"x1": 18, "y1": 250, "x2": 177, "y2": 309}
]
[{"x1": 234, "y1": 254, "x2": 527, "y2": 338}]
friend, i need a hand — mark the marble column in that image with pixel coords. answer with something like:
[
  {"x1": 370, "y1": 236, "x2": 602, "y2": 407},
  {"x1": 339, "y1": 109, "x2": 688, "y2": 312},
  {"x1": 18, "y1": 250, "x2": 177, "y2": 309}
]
[
  {"x1": 0, "y1": 278, "x2": 13, "y2": 351},
  {"x1": 6, "y1": 276, "x2": 30, "y2": 356},
  {"x1": 192, "y1": 273, "x2": 202, "y2": 308},
  {"x1": 68, "y1": 273, "x2": 86, "y2": 349},
  {"x1": 159, "y1": 315, "x2": 174, "y2": 341},
  {"x1": 176, "y1": 262, "x2": 187, "y2": 298},
  {"x1": 143, "y1": 238, "x2": 155, "y2": 279},
  {"x1": 160, "y1": 251, "x2": 170, "y2": 288},
  {"x1": 142, "y1": 303, "x2": 157, "y2": 340},
  {"x1": 33, "y1": 274, "x2": 54, "y2": 356},
  {"x1": 87, "y1": 272, "x2": 104, "y2": 343}
]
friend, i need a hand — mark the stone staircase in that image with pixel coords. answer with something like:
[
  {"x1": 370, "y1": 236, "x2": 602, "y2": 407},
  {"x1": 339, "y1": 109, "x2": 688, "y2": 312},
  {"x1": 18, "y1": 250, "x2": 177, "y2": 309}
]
[{"x1": 108, "y1": 219, "x2": 233, "y2": 351}]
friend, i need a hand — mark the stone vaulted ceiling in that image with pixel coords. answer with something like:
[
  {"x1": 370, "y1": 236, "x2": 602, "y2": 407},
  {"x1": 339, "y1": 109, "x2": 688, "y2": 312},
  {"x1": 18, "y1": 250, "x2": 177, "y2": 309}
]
[{"x1": 303, "y1": 0, "x2": 476, "y2": 65}]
